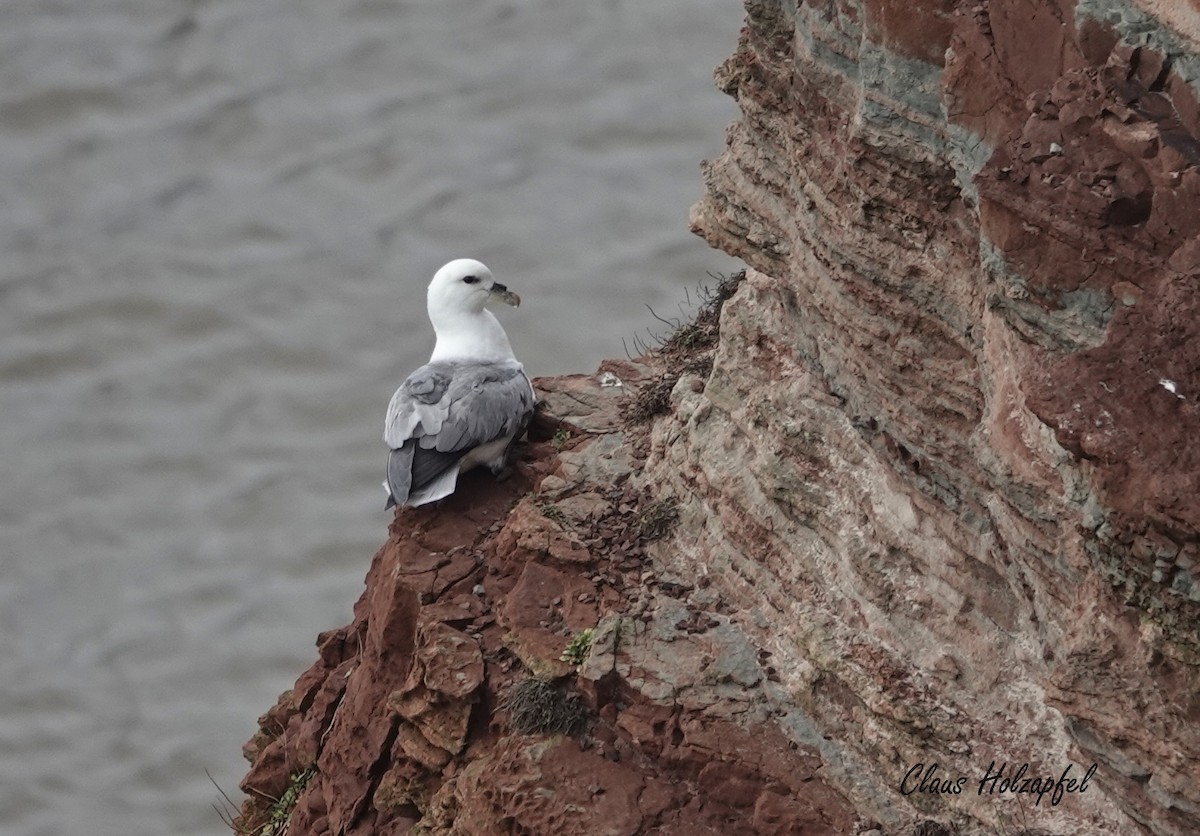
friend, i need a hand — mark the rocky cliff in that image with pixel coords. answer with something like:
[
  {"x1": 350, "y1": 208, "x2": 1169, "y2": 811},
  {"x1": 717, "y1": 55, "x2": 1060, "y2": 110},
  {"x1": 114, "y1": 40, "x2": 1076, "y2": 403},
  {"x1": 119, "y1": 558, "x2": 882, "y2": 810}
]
[{"x1": 236, "y1": 1, "x2": 1200, "y2": 834}]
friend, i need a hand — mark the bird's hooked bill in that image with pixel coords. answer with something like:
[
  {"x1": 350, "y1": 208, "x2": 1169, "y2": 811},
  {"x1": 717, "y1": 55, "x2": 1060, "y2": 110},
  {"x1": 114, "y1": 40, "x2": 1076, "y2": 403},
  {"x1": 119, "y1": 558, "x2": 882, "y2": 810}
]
[{"x1": 489, "y1": 282, "x2": 521, "y2": 307}]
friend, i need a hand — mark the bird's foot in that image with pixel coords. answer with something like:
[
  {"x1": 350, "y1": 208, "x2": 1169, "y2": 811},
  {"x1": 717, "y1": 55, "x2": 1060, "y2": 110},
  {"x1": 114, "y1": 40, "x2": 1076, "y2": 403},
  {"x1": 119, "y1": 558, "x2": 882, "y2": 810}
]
[{"x1": 491, "y1": 464, "x2": 514, "y2": 483}]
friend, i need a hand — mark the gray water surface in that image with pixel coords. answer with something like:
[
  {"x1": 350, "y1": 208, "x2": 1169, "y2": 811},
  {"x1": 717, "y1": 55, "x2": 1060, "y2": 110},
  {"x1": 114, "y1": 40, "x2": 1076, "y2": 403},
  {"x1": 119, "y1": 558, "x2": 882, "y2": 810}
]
[{"x1": 0, "y1": 2, "x2": 743, "y2": 833}]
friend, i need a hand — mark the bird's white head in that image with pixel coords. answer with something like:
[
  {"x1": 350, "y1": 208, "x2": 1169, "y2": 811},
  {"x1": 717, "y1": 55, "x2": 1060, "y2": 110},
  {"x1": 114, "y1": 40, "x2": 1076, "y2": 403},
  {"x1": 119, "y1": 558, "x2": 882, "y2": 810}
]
[
  {"x1": 427, "y1": 258, "x2": 521, "y2": 318},
  {"x1": 426, "y1": 258, "x2": 522, "y2": 363}
]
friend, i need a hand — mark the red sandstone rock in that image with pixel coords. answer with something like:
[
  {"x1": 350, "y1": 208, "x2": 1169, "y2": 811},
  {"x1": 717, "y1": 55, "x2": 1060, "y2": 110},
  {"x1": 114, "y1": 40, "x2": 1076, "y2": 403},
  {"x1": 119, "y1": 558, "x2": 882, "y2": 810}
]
[
  {"x1": 236, "y1": 373, "x2": 855, "y2": 834},
  {"x1": 687, "y1": 1, "x2": 1200, "y2": 833}
]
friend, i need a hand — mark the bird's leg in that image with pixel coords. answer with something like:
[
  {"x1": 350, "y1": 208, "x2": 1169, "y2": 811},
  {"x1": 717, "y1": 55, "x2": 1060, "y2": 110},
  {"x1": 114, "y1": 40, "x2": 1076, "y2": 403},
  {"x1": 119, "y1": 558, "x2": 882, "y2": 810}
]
[{"x1": 490, "y1": 461, "x2": 514, "y2": 482}]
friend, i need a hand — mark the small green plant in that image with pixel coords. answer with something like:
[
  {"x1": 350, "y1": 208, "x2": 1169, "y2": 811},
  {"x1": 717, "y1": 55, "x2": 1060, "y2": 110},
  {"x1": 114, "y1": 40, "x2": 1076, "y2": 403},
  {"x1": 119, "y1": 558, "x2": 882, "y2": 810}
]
[
  {"x1": 503, "y1": 677, "x2": 585, "y2": 735},
  {"x1": 540, "y1": 504, "x2": 568, "y2": 526},
  {"x1": 560, "y1": 628, "x2": 594, "y2": 666},
  {"x1": 551, "y1": 427, "x2": 572, "y2": 450},
  {"x1": 259, "y1": 767, "x2": 315, "y2": 836}
]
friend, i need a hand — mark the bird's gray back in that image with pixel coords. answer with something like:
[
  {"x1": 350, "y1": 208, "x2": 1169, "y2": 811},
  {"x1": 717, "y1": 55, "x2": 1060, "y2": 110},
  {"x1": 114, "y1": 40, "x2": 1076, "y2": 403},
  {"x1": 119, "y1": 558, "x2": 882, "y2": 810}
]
[{"x1": 384, "y1": 360, "x2": 533, "y2": 453}]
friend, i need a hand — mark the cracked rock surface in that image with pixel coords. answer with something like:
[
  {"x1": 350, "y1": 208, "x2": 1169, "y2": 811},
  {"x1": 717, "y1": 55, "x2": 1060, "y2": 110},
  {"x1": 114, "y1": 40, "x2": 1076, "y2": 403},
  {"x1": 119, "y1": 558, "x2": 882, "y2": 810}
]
[{"x1": 237, "y1": 361, "x2": 854, "y2": 834}]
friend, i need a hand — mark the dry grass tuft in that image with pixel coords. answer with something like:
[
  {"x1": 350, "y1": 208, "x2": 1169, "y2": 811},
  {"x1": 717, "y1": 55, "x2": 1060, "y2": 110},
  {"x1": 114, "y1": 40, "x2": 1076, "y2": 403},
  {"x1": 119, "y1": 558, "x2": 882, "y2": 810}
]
[{"x1": 503, "y1": 678, "x2": 586, "y2": 736}]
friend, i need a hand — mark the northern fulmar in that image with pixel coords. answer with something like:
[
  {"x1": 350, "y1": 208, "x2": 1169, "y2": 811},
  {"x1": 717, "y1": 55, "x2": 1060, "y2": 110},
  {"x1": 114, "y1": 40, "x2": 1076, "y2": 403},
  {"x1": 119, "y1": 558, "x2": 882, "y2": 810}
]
[{"x1": 383, "y1": 258, "x2": 535, "y2": 508}]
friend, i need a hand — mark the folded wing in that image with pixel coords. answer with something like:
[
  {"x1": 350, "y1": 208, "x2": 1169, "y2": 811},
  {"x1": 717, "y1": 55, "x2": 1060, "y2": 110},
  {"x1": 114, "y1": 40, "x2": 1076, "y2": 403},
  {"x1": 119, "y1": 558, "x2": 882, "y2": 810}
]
[{"x1": 384, "y1": 361, "x2": 534, "y2": 507}]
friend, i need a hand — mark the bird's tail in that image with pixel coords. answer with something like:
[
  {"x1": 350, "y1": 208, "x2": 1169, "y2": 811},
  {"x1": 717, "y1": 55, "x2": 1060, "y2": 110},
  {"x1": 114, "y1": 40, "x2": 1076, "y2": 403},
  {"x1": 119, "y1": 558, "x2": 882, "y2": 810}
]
[
  {"x1": 386, "y1": 442, "x2": 465, "y2": 509},
  {"x1": 386, "y1": 444, "x2": 415, "y2": 509}
]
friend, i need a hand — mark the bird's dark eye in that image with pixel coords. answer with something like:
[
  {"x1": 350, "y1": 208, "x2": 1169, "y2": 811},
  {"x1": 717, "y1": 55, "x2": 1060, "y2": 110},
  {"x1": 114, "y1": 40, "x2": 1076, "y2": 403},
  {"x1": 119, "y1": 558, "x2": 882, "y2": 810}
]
[{"x1": 462, "y1": 275, "x2": 480, "y2": 285}]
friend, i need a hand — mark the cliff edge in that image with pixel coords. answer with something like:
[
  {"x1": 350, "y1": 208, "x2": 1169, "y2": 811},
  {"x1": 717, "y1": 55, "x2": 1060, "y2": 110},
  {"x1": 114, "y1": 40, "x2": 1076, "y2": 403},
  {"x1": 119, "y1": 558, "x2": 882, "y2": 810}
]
[{"x1": 237, "y1": 2, "x2": 1200, "y2": 833}]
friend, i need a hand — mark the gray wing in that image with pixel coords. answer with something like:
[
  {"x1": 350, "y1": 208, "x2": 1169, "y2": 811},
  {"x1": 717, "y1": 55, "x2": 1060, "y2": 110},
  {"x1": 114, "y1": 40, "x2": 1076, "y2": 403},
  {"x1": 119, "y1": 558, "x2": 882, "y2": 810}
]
[
  {"x1": 384, "y1": 361, "x2": 534, "y2": 505},
  {"x1": 384, "y1": 363, "x2": 456, "y2": 448}
]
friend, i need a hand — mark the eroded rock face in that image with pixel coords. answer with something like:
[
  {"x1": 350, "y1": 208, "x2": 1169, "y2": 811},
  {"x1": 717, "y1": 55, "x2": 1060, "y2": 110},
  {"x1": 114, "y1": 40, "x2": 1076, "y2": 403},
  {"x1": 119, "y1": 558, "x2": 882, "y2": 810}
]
[
  {"x1": 238, "y1": 2, "x2": 1200, "y2": 834},
  {"x1": 685, "y1": 0, "x2": 1200, "y2": 833},
  {"x1": 236, "y1": 369, "x2": 856, "y2": 835}
]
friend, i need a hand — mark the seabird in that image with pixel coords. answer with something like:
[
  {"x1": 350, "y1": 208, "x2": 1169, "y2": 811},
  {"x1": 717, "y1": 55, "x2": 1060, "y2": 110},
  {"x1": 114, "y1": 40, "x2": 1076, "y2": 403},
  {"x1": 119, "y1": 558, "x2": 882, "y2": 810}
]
[{"x1": 383, "y1": 258, "x2": 535, "y2": 508}]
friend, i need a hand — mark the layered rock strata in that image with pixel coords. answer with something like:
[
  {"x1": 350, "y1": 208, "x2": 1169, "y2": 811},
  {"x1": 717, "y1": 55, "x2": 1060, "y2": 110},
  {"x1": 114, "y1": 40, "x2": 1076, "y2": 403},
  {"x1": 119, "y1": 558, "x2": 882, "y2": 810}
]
[
  {"x1": 237, "y1": 367, "x2": 857, "y2": 835},
  {"x1": 687, "y1": 0, "x2": 1200, "y2": 832}
]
